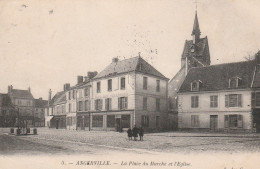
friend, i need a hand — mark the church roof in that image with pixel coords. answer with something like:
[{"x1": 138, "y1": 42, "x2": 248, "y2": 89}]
[
  {"x1": 94, "y1": 56, "x2": 168, "y2": 80},
  {"x1": 179, "y1": 60, "x2": 257, "y2": 93},
  {"x1": 181, "y1": 37, "x2": 209, "y2": 60},
  {"x1": 192, "y1": 11, "x2": 201, "y2": 35}
]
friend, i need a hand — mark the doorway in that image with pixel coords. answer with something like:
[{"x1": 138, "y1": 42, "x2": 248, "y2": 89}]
[
  {"x1": 210, "y1": 115, "x2": 218, "y2": 131},
  {"x1": 115, "y1": 118, "x2": 121, "y2": 132}
]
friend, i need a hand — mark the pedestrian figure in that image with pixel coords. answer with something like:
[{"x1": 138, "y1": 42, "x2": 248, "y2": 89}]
[
  {"x1": 139, "y1": 126, "x2": 144, "y2": 141},
  {"x1": 127, "y1": 128, "x2": 133, "y2": 140},
  {"x1": 132, "y1": 125, "x2": 138, "y2": 141}
]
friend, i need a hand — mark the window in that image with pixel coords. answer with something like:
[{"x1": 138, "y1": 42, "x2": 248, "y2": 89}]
[
  {"x1": 107, "y1": 115, "x2": 115, "y2": 128},
  {"x1": 156, "y1": 98, "x2": 160, "y2": 111},
  {"x1": 118, "y1": 97, "x2": 128, "y2": 110},
  {"x1": 95, "y1": 99, "x2": 103, "y2": 110},
  {"x1": 143, "y1": 97, "x2": 147, "y2": 110},
  {"x1": 252, "y1": 92, "x2": 260, "y2": 107},
  {"x1": 191, "y1": 82, "x2": 199, "y2": 91},
  {"x1": 84, "y1": 87, "x2": 90, "y2": 97},
  {"x1": 79, "y1": 89, "x2": 82, "y2": 98},
  {"x1": 191, "y1": 96, "x2": 199, "y2": 108},
  {"x1": 92, "y1": 115, "x2": 103, "y2": 127},
  {"x1": 69, "y1": 103, "x2": 71, "y2": 112},
  {"x1": 69, "y1": 91, "x2": 71, "y2": 100},
  {"x1": 210, "y1": 95, "x2": 218, "y2": 108},
  {"x1": 105, "y1": 98, "x2": 112, "y2": 110},
  {"x1": 73, "y1": 90, "x2": 76, "y2": 99},
  {"x1": 108, "y1": 79, "x2": 112, "y2": 91},
  {"x1": 156, "y1": 80, "x2": 160, "y2": 92},
  {"x1": 143, "y1": 77, "x2": 148, "y2": 90},
  {"x1": 225, "y1": 94, "x2": 242, "y2": 107},
  {"x1": 229, "y1": 77, "x2": 242, "y2": 88},
  {"x1": 121, "y1": 77, "x2": 125, "y2": 90},
  {"x1": 97, "y1": 82, "x2": 101, "y2": 93},
  {"x1": 141, "y1": 115, "x2": 149, "y2": 127},
  {"x1": 78, "y1": 101, "x2": 83, "y2": 111},
  {"x1": 224, "y1": 115, "x2": 243, "y2": 128},
  {"x1": 85, "y1": 100, "x2": 90, "y2": 111},
  {"x1": 191, "y1": 115, "x2": 199, "y2": 127}
]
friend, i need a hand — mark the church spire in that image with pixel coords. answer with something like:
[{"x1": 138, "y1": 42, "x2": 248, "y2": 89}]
[{"x1": 191, "y1": 11, "x2": 201, "y2": 44}]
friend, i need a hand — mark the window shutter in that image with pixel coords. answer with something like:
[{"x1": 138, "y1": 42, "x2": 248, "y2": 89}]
[
  {"x1": 224, "y1": 115, "x2": 229, "y2": 128},
  {"x1": 109, "y1": 98, "x2": 112, "y2": 110},
  {"x1": 196, "y1": 96, "x2": 199, "y2": 107},
  {"x1": 105, "y1": 99, "x2": 108, "y2": 110},
  {"x1": 118, "y1": 98, "x2": 120, "y2": 109},
  {"x1": 89, "y1": 100, "x2": 91, "y2": 111},
  {"x1": 225, "y1": 95, "x2": 229, "y2": 107},
  {"x1": 238, "y1": 94, "x2": 242, "y2": 107},
  {"x1": 95, "y1": 100, "x2": 97, "y2": 110},
  {"x1": 125, "y1": 97, "x2": 128, "y2": 109},
  {"x1": 100, "y1": 99, "x2": 103, "y2": 110},
  {"x1": 237, "y1": 115, "x2": 243, "y2": 128},
  {"x1": 252, "y1": 92, "x2": 256, "y2": 107}
]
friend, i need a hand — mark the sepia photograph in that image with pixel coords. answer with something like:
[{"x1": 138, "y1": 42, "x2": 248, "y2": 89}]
[{"x1": 0, "y1": 0, "x2": 260, "y2": 168}]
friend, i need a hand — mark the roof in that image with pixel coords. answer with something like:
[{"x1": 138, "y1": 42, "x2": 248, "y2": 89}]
[
  {"x1": 179, "y1": 60, "x2": 257, "y2": 93},
  {"x1": 252, "y1": 64, "x2": 260, "y2": 88},
  {"x1": 94, "y1": 56, "x2": 168, "y2": 80},
  {"x1": 0, "y1": 94, "x2": 14, "y2": 108},
  {"x1": 181, "y1": 37, "x2": 209, "y2": 60},
  {"x1": 192, "y1": 11, "x2": 201, "y2": 35},
  {"x1": 50, "y1": 91, "x2": 66, "y2": 105},
  {"x1": 10, "y1": 89, "x2": 34, "y2": 99},
  {"x1": 35, "y1": 99, "x2": 48, "y2": 108}
]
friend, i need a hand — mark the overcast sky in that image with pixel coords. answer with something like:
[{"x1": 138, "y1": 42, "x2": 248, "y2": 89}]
[{"x1": 0, "y1": 0, "x2": 260, "y2": 99}]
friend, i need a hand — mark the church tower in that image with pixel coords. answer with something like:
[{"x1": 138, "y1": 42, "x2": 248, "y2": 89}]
[
  {"x1": 168, "y1": 10, "x2": 211, "y2": 116},
  {"x1": 181, "y1": 11, "x2": 211, "y2": 72}
]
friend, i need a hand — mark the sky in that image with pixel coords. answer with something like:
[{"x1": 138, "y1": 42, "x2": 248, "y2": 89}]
[{"x1": 0, "y1": 0, "x2": 260, "y2": 100}]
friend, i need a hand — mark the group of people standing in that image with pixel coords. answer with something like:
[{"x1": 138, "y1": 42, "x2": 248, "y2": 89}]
[{"x1": 127, "y1": 125, "x2": 144, "y2": 141}]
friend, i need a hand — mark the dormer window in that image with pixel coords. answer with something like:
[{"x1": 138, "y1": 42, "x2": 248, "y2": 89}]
[
  {"x1": 191, "y1": 80, "x2": 202, "y2": 91},
  {"x1": 229, "y1": 76, "x2": 242, "y2": 88}
]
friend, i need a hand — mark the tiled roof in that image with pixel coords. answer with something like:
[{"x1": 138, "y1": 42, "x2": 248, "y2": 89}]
[
  {"x1": 10, "y1": 89, "x2": 34, "y2": 99},
  {"x1": 252, "y1": 64, "x2": 260, "y2": 88},
  {"x1": 35, "y1": 99, "x2": 48, "y2": 108},
  {"x1": 181, "y1": 37, "x2": 209, "y2": 60},
  {"x1": 0, "y1": 94, "x2": 13, "y2": 108},
  {"x1": 179, "y1": 60, "x2": 257, "y2": 93},
  {"x1": 50, "y1": 91, "x2": 66, "y2": 105},
  {"x1": 94, "y1": 56, "x2": 168, "y2": 80}
]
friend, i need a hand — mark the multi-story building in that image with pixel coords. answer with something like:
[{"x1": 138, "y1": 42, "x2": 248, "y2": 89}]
[
  {"x1": 65, "y1": 73, "x2": 96, "y2": 130},
  {"x1": 252, "y1": 51, "x2": 260, "y2": 132},
  {"x1": 178, "y1": 54, "x2": 260, "y2": 132},
  {"x1": 91, "y1": 57, "x2": 168, "y2": 131},
  {"x1": 8, "y1": 85, "x2": 35, "y2": 128},
  {"x1": 48, "y1": 90, "x2": 66, "y2": 129},
  {"x1": 34, "y1": 98, "x2": 48, "y2": 127},
  {"x1": 168, "y1": 11, "x2": 211, "y2": 129},
  {"x1": 0, "y1": 94, "x2": 15, "y2": 127}
]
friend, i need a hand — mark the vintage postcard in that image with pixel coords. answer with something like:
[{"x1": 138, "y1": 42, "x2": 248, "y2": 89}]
[{"x1": 0, "y1": 0, "x2": 260, "y2": 169}]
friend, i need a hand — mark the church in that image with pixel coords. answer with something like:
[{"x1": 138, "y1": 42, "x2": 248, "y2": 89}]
[{"x1": 168, "y1": 11, "x2": 211, "y2": 113}]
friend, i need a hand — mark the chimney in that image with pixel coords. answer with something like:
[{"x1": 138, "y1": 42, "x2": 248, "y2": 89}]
[
  {"x1": 8, "y1": 85, "x2": 13, "y2": 93},
  {"x1": 255, "y1": 51, "x2": 260, "y2": 64},
  {"x1": 77, "y1": 76, "x2": 83, "y2": 84},
  {"x1": 87, "y1": 71, "x2": 98, "y2": 79},
  {"x1": 84, "y1": 76, "x2": 90, "y2": 82},
  {"x1": 39, "y1": 97, "x2": 42, "y2": 100},
  {"x1": 63, "y1": 83, "x2": 70, "y2": 91},
  {"x1": 28, "y1": 87, "x2": 31, "y2": 93},
  {"x1": 112, "y1": 57, "x2": 119, "y2": 63}
]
